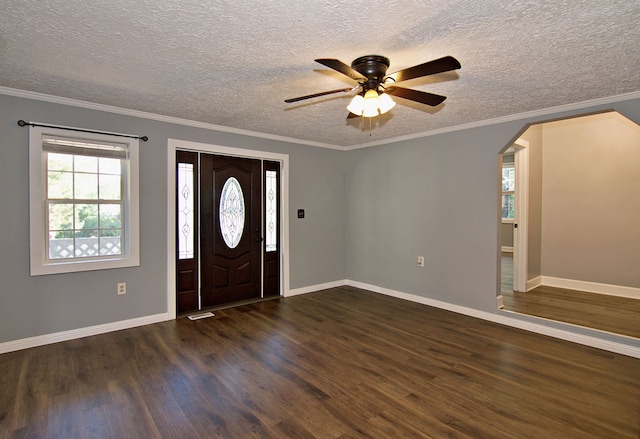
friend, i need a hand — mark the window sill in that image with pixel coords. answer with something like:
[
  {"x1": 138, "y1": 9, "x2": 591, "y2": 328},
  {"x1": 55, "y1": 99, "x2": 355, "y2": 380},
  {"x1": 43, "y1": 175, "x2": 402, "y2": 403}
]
[{"x1": 30, "y1": 255, "x2": 140, "y2": 276}]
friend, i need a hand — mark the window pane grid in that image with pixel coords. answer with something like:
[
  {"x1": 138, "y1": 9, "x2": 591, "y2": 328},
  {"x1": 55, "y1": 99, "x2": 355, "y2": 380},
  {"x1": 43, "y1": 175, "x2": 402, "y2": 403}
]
[
  {"x1": 45, "y1": 148, "x2": 124, "y2": 261},
  {"x1": 501, "y1": 163, "x2": 516, "y2": 219},
  {"x1": 47, "y1": 200, "x2": 123, "y2": 260}
]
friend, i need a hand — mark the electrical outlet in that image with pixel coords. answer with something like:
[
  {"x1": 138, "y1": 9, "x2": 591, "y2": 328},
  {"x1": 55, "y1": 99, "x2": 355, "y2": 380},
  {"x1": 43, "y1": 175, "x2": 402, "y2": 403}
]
[
  {"x1": 417, "y1": 256, "x2": 424, "y2": 267},
  {"x1": 117, "y1": 282, "x2": 126, "y2": 295}
]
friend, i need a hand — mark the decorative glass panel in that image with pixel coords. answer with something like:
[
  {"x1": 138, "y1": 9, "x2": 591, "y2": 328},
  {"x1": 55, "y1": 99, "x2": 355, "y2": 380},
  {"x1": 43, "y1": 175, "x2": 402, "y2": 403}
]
[
  {"x1": 178, "y1": 163, "x2": 194, "y2": 259},
  {"x1": 265, "y1": 170, "x2": 277, "y2": 252},
  {"x1": 219, "y1": 177, "x2": 245, "y2": 249}
]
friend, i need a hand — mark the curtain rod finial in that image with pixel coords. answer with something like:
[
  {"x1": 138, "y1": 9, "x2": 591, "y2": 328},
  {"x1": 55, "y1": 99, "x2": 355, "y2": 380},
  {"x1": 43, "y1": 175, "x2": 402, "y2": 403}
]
[
  {"x1": 141, "y1": 136, "x2": 149, "y2": 142},
  {"x1": 17, "y1": 120, "x2": 27, "y2": 127}
]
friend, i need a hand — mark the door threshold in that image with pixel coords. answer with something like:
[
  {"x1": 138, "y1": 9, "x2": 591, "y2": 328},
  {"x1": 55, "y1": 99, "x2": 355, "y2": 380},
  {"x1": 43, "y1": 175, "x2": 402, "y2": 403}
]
[{"x1": 178, "y1": 295, "x2": 283, "y2": 318}]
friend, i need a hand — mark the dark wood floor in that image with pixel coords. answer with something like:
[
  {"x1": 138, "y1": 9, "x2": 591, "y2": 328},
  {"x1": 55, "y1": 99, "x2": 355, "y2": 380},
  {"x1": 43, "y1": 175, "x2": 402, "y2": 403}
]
[
  {"x1": 502, "y1": 285, "x2": 640, "y2": 339},
  {"x1": 501, "y1": 255, "x2": 640, "y2": 338},
  {"x1": 1, "y1": 286, "x2": 638, "y2": 438}
]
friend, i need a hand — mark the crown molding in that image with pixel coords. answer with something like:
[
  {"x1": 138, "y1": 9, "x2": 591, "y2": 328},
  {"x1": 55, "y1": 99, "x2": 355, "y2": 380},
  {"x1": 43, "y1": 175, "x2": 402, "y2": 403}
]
[
  {"x1": 346, "y1": 90, "x2": 640, "y2": 150},
  {"x1": 3, "y1": 86, "x2": 638, "y2": 151},
  {"x1": 0, "y1": 86, "x2": 342, "y2": 150}
]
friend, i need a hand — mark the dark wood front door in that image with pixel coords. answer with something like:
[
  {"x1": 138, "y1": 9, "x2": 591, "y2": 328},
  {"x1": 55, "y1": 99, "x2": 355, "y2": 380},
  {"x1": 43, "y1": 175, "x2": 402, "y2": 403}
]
[{"x1": 200, "y1": 154, "x2": 262, "y2": 307}]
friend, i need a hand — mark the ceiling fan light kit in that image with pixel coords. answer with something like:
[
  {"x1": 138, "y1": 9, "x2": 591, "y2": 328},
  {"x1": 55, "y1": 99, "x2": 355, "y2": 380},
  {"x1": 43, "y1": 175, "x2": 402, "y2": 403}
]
[
  {"x1": 346, "y1": 94, "x2": 365, "y2": 115},
  {"x1": 362, "y1": 89, "x2": 383, "y2": 117},
  {"x1": 285, "y1": 54, "x2": 461, "y2": 122},
  {"x1": 377, "y1": 93, "x2": 396, "y2": 114}
]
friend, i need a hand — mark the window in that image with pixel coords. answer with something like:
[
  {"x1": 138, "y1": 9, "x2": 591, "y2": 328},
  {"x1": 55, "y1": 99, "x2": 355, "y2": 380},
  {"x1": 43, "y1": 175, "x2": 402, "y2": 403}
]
[
  {"x1": 501, "y1": 157, "x2": 515, "y2": 220},
  {"x1": 177, "y1": 162, "x2": 195, "y2": 259},
  {"x1": 219, "y1": 176, "x2": 245, "y2": 249},
  {"x1": 265, "y1": 169, "x2": 277, "y2": 252},
  {"x1": 29, "y1": 125, "x2": 139, "y2": 275}
]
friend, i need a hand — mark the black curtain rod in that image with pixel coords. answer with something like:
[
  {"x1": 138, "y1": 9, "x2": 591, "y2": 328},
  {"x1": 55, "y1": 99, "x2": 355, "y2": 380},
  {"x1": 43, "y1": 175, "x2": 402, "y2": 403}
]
[{"x1": 17, "y1": 120, "x2": 148, "y2": 142}]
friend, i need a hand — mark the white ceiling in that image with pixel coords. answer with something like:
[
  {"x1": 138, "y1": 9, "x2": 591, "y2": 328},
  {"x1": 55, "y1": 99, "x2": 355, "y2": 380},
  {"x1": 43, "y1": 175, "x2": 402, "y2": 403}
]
[{"x1": 1, "y1": 0, "x2": 639, "y2": 148}]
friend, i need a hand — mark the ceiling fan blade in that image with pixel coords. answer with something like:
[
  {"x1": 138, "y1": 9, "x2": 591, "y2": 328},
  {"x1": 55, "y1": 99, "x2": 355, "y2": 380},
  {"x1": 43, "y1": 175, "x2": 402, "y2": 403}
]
[
  {"x1": 284, "y1": 88, "x2": 353, "y2": 103},
  {"x1": 384, "y1": 86, "x2": 447, "y2": 106},
  {"x1": 315, "y1": 58, "x2": 367, "y2": 81},
  {"x1": 385, "y1": 56, "x2": 461, "y2": 83}
]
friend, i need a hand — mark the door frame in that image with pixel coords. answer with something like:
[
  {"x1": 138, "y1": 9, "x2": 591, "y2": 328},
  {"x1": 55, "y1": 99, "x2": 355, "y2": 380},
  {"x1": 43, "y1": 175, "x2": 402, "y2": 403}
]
[
  {"x1": 167, "y1": 139, "x2": 290, "y2": 319},
  {"x1": 512, "y1": 139, "x2": 529, "y2": 293}
]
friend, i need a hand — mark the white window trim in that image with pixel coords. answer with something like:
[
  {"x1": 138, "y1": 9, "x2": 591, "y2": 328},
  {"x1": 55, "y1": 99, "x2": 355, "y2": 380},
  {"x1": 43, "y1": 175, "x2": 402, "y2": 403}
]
[{"x1": 29, "y1": 124, "x2": 140, "y2": 275}]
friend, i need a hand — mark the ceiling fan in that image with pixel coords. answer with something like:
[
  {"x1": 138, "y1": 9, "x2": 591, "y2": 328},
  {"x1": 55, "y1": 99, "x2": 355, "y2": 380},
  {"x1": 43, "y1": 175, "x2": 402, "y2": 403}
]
[{"x1": 285, "y1": 55, "x2": 461, "y2": 118}]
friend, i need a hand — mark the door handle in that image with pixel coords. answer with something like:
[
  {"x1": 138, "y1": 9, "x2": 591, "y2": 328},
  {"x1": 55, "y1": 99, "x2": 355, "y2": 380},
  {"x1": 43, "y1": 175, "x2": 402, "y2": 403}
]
[{"x1": 256, "y1": 236, "x2": 264, "y2": 242}]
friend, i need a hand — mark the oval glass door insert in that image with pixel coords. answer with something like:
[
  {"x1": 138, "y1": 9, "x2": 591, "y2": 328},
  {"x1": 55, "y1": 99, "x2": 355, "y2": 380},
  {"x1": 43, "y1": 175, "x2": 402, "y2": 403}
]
[{"x1": 219, "y1": 177, "x2": 245, "y2": 248}]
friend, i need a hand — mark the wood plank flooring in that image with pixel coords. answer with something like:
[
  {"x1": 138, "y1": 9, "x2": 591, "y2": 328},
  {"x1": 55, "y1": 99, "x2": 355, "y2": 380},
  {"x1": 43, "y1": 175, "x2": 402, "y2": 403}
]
[
  {"x1": 500, "y1": 255, "x2": 640, "y2": 338},
  {"x1": 502, "y1": 285, "x2": 640, "y2": 339},
  {"x1": 1, "y1": 286, "x2": 639, "y2": 438}
]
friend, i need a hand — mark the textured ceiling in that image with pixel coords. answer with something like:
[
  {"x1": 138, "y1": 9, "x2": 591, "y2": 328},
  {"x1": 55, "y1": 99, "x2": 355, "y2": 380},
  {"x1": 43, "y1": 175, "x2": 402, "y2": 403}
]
[{"x1": 1, "y1": 0, "x2": 639, "y2": 147}]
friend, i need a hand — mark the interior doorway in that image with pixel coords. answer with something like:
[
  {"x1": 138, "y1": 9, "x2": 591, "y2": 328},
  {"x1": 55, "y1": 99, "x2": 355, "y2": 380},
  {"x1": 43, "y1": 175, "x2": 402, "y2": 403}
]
[
  {"x1": 499, "y1": 138, "x2": 528, "y2": 298},
  {"x1": 497, "y1": 111, "x2": 640, "y2": 339}
]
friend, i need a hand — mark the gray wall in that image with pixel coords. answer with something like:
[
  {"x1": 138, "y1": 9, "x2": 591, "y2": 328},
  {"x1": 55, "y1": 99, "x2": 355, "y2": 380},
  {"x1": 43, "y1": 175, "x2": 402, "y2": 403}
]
[
  {"x1": 345, "y1": 98, "x2": 640, "y2": 313},
  {"x1": 345, "y1": 125, "x2": 516, "y2": 311},
  {"x1": 0, "y1": 94, "x2": 346, "y2": 343},
  {"x1": 2, "y1": 92, "x2": 639, "y2": 345}
]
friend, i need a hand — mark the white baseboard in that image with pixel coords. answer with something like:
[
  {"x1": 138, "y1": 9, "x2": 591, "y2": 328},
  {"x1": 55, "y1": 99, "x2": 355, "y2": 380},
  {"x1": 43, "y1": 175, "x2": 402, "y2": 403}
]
[
  {"x1": 0, "y1": 279, "x2": 346, "y2": 354},
  {"x1": 501, "y1": 246, "x2": 514, "y2": 253},
  {"x1": 286, "y1": 280, "x2": 347, "y2": 297},
  {"x1": 345, "y1": 280, "x2": 640, "y2": 359},
  {"x1": 3, "y1": 279, "x2": 638, "y2": 359},
  {"x1": 541, "y1": 276, "x2": 640, "y2": 299},
  {"x1": 0, "y1": 313, "x2": 169, "y2": 354},
  {"x1": 527, "y1": 276, "x2": 542, "y2": 291}
]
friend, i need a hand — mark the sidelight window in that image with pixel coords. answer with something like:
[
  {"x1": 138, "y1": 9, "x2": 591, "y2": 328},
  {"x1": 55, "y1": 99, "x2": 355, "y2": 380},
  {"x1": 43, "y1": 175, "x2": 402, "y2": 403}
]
[
  {"x1": 265, "y1": 170, "x2": 277, "y2": 252},
  {"x1": 178, "y1": 163, "x2": 195, "y2": 259}
]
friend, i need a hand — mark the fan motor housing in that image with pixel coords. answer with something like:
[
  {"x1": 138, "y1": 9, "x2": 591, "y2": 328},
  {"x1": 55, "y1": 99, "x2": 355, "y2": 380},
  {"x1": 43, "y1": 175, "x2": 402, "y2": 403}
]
[{"x1": 351, "y1": 55, "x2": 390, "y2": 80}]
